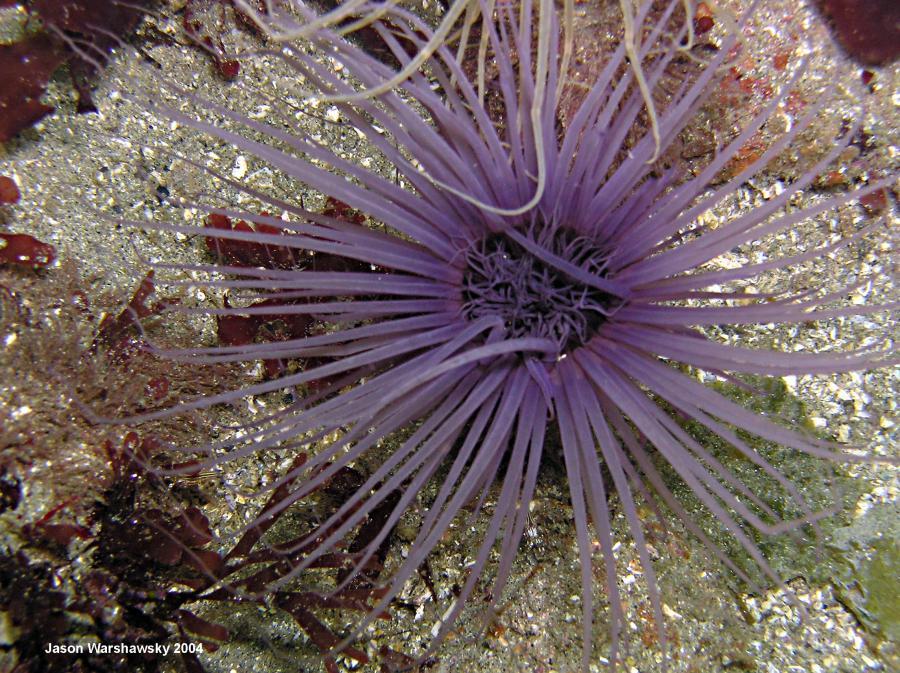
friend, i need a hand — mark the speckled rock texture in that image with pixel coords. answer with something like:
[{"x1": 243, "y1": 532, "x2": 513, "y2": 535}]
[{"x1": 0, "y1": 1, "x2": 896, "y2": 672}]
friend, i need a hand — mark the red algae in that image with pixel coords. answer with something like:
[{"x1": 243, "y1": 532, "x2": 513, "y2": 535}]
[
  {"x1": 0, "y1": 175, "x2": 21, "y2": 204},
  {"x1": 90, "y1": 271, "x2": 166, "y2": 355},
  {"x1": 0, "y1": 176, "x2": 56, "y2": 267},
  {"x1": 0, "y1": 233, "x2": 56, "y2": 267},
  {"x1": 0, "y1": 0, "x2": 151, "y2": 140},
  {"x1": 817, "y1": 0, "x2": 900, "y2": 65},
  {"x1": 205, "y1": 199, "x2": 379, "y2": 379},
  {"x1": 204, "y1": 211, "x2": 299, "y2": 269},
  {"x1": 183, "y1": 0, "x2": 242, "y2": 80},
  {"x1": 859, "y1": 188, "x2": 889, "y2": 215},
  {"x1": 695, "y1": 3, "x2": 714, "y2": 34},
  {"x1": 0, "y1": 36, "x2": 66, "y2": 142}
]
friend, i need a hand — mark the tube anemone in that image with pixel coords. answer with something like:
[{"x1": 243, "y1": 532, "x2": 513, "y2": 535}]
[{"x1": 113, "y1": 0, "x2": 896, "y2": 668}]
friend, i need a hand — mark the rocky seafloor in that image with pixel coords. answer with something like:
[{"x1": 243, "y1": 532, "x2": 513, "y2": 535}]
[{"x1": 0, "y1": 1, "x2": 897, "y2": 672}]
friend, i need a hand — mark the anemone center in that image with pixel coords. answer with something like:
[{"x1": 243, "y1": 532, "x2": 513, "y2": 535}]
[{"x1": 461, "y1": 228, "x2": 616, "y2": 353}]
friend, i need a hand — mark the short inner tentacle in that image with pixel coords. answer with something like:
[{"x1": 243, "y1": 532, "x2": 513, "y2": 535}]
[{"x1": 461, "y1": 228, "x2": 619, "y2": 354}]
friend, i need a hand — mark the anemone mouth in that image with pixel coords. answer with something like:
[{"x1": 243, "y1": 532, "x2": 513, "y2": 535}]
[{"x1": 461, "y1": 226, "x2": 619, "y2": 354}]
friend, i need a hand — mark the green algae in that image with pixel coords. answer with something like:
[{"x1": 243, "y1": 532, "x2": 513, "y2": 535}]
[
  {"x1": 664, "y1": 374, "x2": 868, "y2": 588},
  {"x1": 828, "y1": 503, "x2": 900, "y2": 647}
]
